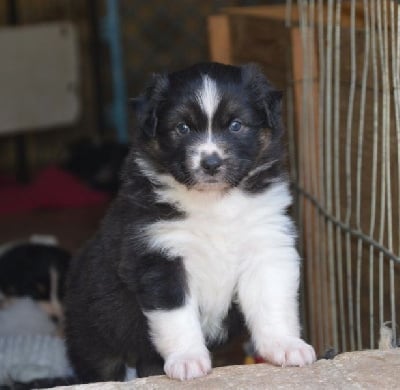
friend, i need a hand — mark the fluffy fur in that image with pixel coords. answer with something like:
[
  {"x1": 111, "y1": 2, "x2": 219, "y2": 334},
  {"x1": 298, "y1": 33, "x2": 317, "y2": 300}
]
[{"x1": 64, "y1": 62, "x2": 316, "y2": 383}]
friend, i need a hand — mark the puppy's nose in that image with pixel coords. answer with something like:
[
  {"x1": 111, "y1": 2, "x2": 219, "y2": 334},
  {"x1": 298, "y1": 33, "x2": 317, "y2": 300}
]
[{"x1": 201, "y1": 153, "x2": 222, "y2": 175}]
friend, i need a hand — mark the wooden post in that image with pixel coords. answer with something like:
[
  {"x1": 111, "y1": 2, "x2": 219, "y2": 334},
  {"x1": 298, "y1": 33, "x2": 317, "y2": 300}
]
[{"x1": 207, "y1": 14, "x2": 232, "y2": 64}]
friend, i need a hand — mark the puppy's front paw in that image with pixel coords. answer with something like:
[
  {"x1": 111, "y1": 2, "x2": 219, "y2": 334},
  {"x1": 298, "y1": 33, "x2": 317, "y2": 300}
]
[
  {"x1": 258, "y1": 336, "x2": 316, "y2": 367},
  {"x1": 164, "y1": 350, "x2": 212, "y2": 380}
]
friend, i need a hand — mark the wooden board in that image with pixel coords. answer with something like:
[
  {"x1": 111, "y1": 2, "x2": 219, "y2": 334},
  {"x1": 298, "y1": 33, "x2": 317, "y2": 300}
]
[{"x1": 0, "y1": 22, "x2": 80, "y2": 135}]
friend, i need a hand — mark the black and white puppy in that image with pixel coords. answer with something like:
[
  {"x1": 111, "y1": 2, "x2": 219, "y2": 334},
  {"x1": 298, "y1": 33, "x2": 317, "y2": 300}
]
[{"x1": 64, "y1": 62, "x2": 316, "y2": 383}]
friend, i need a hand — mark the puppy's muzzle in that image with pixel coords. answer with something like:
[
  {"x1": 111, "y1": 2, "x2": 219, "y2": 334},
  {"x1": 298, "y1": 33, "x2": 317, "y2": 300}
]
[{"x1": 200, "y1": 153, "x2": 223, "y2": 175}]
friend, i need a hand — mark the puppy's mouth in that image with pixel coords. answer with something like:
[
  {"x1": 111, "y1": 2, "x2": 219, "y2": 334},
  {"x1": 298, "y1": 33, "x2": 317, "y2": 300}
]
[
  {"x1": 203, "y1": 178, "x2": 219, "y2": 184},
  {"x1": 189, "y1": 171, "x2": 232, "y2": 192},
  {"x1": 191, "y1": 181, "x2": 230, "y2": 192}
]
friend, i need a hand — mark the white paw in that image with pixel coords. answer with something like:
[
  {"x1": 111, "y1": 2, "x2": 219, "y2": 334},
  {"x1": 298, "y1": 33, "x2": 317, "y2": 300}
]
[
  {"x1": 258, "y1": 336, "x2": 316, "y2": 367},
  {"x1": 164, "y1": 351, "x2": 212, "y2": 380}
]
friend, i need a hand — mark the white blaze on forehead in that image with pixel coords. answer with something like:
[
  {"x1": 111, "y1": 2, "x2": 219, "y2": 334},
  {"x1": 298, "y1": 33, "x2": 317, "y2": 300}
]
[
  {"x1": 196, "y1": 75, "x2": 220, "y2": 142},
  {"x1": 190, "y1": 75, "x2": 223, "y2": 170}
]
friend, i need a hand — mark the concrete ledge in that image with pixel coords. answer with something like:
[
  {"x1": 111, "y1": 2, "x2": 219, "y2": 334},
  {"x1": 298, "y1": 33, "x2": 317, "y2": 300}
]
[{"x1": 54, "y1": 349, "x2": 400, "y2": 389}]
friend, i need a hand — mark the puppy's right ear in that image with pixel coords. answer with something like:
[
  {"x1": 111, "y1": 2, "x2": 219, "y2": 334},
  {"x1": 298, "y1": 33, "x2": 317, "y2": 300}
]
[
  {"x1": 130, "y1": 73, "x2": 169, "y2": 138},
  {"x1": 129, "y1": 96, "x2": 158, "y2": 138}
]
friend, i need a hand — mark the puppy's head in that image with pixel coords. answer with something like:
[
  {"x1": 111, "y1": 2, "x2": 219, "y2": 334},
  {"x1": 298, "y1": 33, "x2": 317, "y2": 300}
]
[{"x1": 132, "y1": 62, "x2": 283, "y2": 192}]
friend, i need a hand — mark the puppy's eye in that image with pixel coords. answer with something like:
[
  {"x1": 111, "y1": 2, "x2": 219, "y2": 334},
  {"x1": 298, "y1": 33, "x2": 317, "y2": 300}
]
[
  {"x1": 228, "y1": 120, "x2": 242, "y2": 133},
  {"x1": 176, "y1": 122, "x2": 191, "y2": 135}
]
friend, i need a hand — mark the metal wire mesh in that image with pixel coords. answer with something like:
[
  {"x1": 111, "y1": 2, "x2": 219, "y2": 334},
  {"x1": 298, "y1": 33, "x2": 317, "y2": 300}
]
[{"x1": 287, "y1": 0, "x2": 400, "y2": 354}]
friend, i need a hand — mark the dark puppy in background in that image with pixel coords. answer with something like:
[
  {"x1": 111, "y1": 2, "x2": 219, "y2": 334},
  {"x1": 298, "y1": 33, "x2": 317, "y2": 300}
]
[{"x1": 65, "y1": 62, "x2": 316, "y2": 383}]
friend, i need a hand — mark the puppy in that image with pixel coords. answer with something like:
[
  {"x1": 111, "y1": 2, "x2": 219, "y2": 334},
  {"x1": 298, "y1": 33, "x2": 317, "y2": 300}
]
[{"x1": 64, "y1": 62, "x2": 316, "y2": 383}]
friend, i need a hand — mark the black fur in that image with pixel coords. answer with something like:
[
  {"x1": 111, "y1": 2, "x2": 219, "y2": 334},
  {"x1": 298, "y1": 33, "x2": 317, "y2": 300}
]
[{"x1": 64, "y1": 62, "x2": 285, "y2": 382}]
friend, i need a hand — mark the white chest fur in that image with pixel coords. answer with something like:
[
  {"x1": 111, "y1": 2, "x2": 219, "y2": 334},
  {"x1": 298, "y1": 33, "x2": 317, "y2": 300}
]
[{"x1": 145, "y1": 180, "x2": 294, "y2": 342}]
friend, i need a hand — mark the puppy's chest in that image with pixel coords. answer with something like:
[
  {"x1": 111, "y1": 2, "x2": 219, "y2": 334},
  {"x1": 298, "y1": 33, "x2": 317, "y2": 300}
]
[
  {"x1": 147, "y1": 190, "x2": 272, "y2": 341},
  {"x1": 149, "y1": 192, "x2": 257, "y2": 276},
  {"x1": 149, "y1": 197, "x2": 248, "y2": 288}
]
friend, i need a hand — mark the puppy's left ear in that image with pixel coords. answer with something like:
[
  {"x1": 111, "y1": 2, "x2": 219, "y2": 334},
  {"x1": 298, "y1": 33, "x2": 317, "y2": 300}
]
[{"x1": 241, "y1": 63, "x2": 283, "y2": 130}]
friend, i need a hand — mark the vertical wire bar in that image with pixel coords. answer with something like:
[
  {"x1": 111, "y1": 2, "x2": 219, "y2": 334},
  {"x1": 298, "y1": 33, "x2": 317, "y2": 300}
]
[
  {"x1": 304, "y1": 3, "x2": 317, "y2": 344},
  {"x1": 345, "y1": 0, "x2": 357, "y2": 351},
  {"x1": 331, "y1": 0, "x2": 341, "y2": 352},
  {"x1": 376, "y1": 0, "x2": 387, "y2": 334},
  {"x1": 390, "y1": 0, "x2": 400, "y2": 347},
  {"x1": 325, "y1": 0, "x2": 336, "y2": 352},
  {"x1": 383, "y1": 0, "x2": 396, "y2": 346},
  {"x1": 355, "y1": 0, "x2": 371, "y2": 351},
  {"x1": 355, "y1": 234, "x2": 363, "y2": 349},
  {"x1": 356, "y1": 0, "x2": 369, "y2": 349},
  {"x1": 368, "y1": 0, "x2": 380, "y2": 349},
  {"x1": 307, "y1": 0, "x2": 323, "y2": 349},
  {"x1": 300, "y1": 0, "x2": 325, "y2": 350},
  {"x1": 396, "y1": 0, "x2": 400, "y2": 343},
  {"x1": 300, "y1": 0, "x2": 311, "y2": 269},
  {"x1": 298, "y1": 0, "x2": 311, "y2": 343},
  {"x1": 310, "y1": 0, "x2": 327, "y2": 350},
  {"x1": 316, "y1": 0, "x2": 327, "y2": 350},
  {"x1": 299, "y1": 0, "x2": 315, "y2": 349}
]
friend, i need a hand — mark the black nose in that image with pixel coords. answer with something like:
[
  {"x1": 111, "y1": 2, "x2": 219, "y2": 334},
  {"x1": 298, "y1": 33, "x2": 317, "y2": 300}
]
[{"x1": 200, "y1": 153, "x2": 222, "y2": 175}]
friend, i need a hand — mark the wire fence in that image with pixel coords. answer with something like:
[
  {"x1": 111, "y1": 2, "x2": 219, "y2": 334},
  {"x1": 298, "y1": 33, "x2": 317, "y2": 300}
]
[{"x1": 286, "y1": 0, "x2": 400, "y2": 355}]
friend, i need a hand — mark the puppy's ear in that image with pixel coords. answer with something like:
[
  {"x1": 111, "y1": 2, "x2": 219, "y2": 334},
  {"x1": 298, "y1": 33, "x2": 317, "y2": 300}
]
[
  {"x1": 129, "y1": 96, "x2": 158, "y2": 138},
  {"x1": 264, "y1": 89, "x2": 283, "y2": 130},
  {"x1": 241, "y1": 63, "x2": 283, "y2": 130},
  {"x1": 130, "y1": 73, "x2": 169, "y2": 138}
]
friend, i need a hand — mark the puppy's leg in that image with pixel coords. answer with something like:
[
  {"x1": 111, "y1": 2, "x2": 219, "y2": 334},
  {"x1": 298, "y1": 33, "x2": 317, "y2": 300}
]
[
  {"x1": 237, "y1": 246, "x2": 316, "y2": 367},
  {"x1": 135, "y1": 255, "x2": 211, "y2": 380},
  {"x1": 145, "y1": 301, "x2": 211, "y2": 380}
]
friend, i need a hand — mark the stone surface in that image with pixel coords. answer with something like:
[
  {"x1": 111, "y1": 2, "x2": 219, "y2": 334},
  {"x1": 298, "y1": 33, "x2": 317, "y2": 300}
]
[{"x1": 52, "y1": 349, "x2": 400, "y2": 389}]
